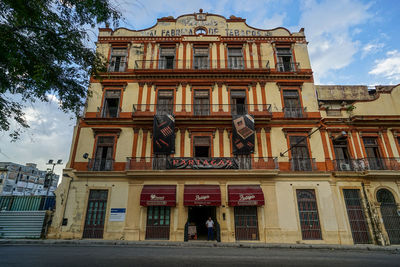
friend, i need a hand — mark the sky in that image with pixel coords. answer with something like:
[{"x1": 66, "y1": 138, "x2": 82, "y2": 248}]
[{"x1": 0, "y1": 0, "x2": 400, "y2": 178}]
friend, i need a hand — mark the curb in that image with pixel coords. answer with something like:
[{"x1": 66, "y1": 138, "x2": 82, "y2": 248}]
[{"x1": 0, "y1": 239, "x2": 399, "y2": 251}]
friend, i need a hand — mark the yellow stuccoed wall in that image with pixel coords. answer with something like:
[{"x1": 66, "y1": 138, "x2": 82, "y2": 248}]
[{"x1": 50, "y1": 12, "x2": 400, "y2": 246}]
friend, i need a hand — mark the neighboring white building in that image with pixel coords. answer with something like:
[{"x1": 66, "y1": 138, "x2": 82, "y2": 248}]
[{"x1": 0, "y1": 162, "x2": 59, "y2": 196}]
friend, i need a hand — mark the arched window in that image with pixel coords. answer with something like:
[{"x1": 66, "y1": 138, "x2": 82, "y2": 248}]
[
  {"x1": 377, "y1": 189, "x2": 396, "y2": 204},
  {"x1": 195, "y1": 27, "x2": 207, "y2": 35}
]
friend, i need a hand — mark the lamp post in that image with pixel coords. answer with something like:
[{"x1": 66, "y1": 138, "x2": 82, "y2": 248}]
[{"x1": 45, "y1": 159, "x2": 63, "y2": 198}]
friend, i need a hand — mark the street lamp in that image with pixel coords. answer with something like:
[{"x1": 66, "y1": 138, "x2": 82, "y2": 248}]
[{"x1": 45, "y1": 159, "x2": 63, "y2": 197}]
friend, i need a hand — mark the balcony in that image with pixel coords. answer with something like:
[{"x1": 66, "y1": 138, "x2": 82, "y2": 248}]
[
  {"x1": 132, "y1": 104, "x2": 271, "y2": 117},
  {"x1": 290, "y1": 158, "x2": 317, "y2": 171},
  {"x1": 134, "y1": 60, "x2": 270, "y2": 70},
  {"x1": 126, "y1": 157, "x2": 278, "y2": 170},
  {"x1": 88, "y1": 158, "x2": 114, "y2": 171},
  {"x1": 283, "y1": 107, "x2": 307, "y2": 118},
  {"x1": 333, "y1": 158, "x2": 400, "y2": 171},
  {"x1": 276, "y1": 62, "x2": 300, "y2": 72}
]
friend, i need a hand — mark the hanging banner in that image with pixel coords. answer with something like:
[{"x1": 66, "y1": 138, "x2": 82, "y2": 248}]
[
  {"x1": 167, "y1": 157, "x2": 238, "y2": 169},
  {"x1": 153, "y1": 114, "x2": 175, "y2": 154},
  {"x1": 232, "y1": 114, "x2": 255, "y2": 154}
]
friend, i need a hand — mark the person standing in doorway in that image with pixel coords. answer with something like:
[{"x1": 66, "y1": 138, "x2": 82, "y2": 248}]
[{"x1": 205, "y1": 217, "x2": 214, "y2": 241}]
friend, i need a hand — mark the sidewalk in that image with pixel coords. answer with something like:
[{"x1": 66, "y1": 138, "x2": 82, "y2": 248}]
[{"x1": 1, "y1": 239, "x2": 399, "y2": 251}]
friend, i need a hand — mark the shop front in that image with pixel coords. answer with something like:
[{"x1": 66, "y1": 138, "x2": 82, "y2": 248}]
[
  {"x1": 228, "y1": 185, "x2": 264, "y2": 241},
  {"x1": 140, "y1": 185, "x2": 176, "y2": 240},
  {"x1": 184, "y1": 185, "x2": 221, "y2": 241}
]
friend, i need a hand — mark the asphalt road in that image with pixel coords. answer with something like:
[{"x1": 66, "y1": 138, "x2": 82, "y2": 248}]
[{"x1": 0, "y1": 245, "x2": 399, "y2": 267}]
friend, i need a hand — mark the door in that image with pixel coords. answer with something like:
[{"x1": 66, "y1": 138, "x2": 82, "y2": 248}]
[
  {"x1": 290, "y1": 136, "x2": 312, "y2": 171},
  {"x1": 283, "y1": 90, "x2": 302, "y2": 118},
  {"x1": 82, "y1": 190, "x2": 108, "y2": 239},
  {"x1": 93, "y1": 137, "x2": 114, "y2": 171},
  {"x1": 363, "y1": 137, "x2": 385, "y2": 170},
  {"x1": 343, "y1": 189, "x2": 370, "y2": 244},
  {"x1": 145, "y1": 206, "x2": 171, "y2": 240},
  {"x1": 333, "y1": 140, "x2": 351, "y2": 170},
  {"x1": 296, "y1": 189, "x2": 322, "y2": 240},
  {"x1": 377, "y1": 189, "x2": 400, "y2": 244},
  {"x1": 234, "y1": 206, "x2": 259, "y2": 240}
]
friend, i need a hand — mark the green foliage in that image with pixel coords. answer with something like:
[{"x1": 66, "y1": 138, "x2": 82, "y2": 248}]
[{"x1": 0, "y1": 0, "x2": 120, "y2": 140}]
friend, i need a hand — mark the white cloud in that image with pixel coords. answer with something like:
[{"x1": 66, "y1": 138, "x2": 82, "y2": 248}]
[
  {"x1": 369, "y1": 50, "x2": 400, "y2": 81},
  {"x1": 298, "y1": 0, "x2": 371, "y2": 82},
  {"x1": 362, "y1": 42, "x2": 384, "y2": 58}
]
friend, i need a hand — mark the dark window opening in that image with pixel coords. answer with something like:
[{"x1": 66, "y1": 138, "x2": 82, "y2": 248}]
[
  {"x1": 283, "y1": 90, "x2": 303, "y2": 118},
  {"x1": 290, "y1": 136, "x2": 312, "y2": 171},
  {"x1": 194, "y1": 90, "x2": 210, "y2": 115},
  {"x1": 276, "y1": 47, "x2": 293, "y2": 72},
  {"x1": 109, "y1": 48, "x2": 127, "y2": 72},
  {"x1": 231, "y1": 90, "x2": 247, "y2": 115},
  {"x1": 159, "y1": 47, "x2": 175, "y2": 69},
  {"x1": 102, "y1": 90, "x2": 121, "y2": 118},
  {"x1": 92, "y1": 136, "x2": 114, "y2": 171},
  {"x1": 193, "y1": 47, "x2": 209, "y2": 69},
  {"x1": 228, "y1": 47, "x2": 244, "y2": 69},
  {"x1": 157, "y1": 90, "x2": 174, "y2": 115},
  {"x1": 193, "y1": 136, "x2": 211, "y2": 157}
]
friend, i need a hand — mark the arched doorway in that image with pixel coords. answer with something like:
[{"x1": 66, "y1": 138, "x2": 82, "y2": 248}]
[{"x1": 377, "y1": 189, "x2": 400, "y2": 244}]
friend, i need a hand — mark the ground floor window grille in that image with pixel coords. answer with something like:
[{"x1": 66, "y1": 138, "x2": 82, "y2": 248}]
[
  {"x1": 343, "y1": 189, "x2": 371, "y2": 244},
  {"x1": 234, "y1": 206, "x2": 259, "y2": 240},
  {"x1": 377, "y1": 189, "x2": 400, "y2": 244},
  {"x1": 145, "y1": 206, "x2": 171, "y2": 240},
  {"x1": 296, "y1": 189, "x2": 322, "y2": 240}
]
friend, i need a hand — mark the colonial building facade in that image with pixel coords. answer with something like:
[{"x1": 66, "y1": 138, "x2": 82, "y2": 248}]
[{"x1": 49, "y1": 11, "x2": 400, "y2": 245}]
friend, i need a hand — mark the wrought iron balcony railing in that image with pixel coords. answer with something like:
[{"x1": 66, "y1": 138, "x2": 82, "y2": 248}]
[
  {"x1": 276, "y1": 62, "x2": 300, "y2": 72},
  {"x1": 88, "y1": 158, "x2": 114, "y2": 171},
  {"x1": 333, "y1": 158, "x2": 400, "y2": 171},
  {"x1": 108, "y1": 62, "x2": 127, "y2": 72},
  {"x1": 132, "y1": 104, "x2": 271, "y2": 116},
  {"x1": 126, "y1": 157, "x2": 278, "y2": 170},
  {"x1": 290, "y1": 158, "x2": 317, "y2": 171},
  {"x1": 96, "y1": 106, "x2": 122, "y2": 118},
  {"x1": 283, "y1": 107, "x2": 307, "y2": 118},
  {"x1": 134, "y1": 59, "x2": 271, "y2": 70}
]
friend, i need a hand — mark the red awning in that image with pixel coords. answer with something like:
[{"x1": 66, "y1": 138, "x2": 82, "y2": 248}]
[
  {"x1": 184, "y1": 185, "x2": 221, "y2": 206},
  {"x1": 140, "y1": 185, "x2": 176, "y2": 206},
  {"x1": 228, "y1": 185, "x2": 265, "y2": 206}
]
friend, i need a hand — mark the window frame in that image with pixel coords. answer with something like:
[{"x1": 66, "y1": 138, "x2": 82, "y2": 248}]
[
  {"x1": 280, "y1": 87, "x2": 305, "y2": 118},
  {"x1": 295, "y1": 189, "x2": 323, "y2": 240},
  {"x1": 193, "y1": 89, "x2": 211, "y2": 116},
  {"x1": 191, "y1": 133, "x2": 214, "y2": 158},
  {"x1": 227, "y1": 46, "x2": 244, "y2": 69},
  {"x1": 156, "y1": 89, "x2": 175, "y2": 115},
  {"x1": 108, "y1": 47, "x2": 128, "y2": 72},
  {"x1": 100, "y1": 89, "x2": 123, "y2": 118},
  {"x1": 193, "y1": 46, "x2": 209, "y2": 70},
  {"x1": 91, "y1": 134, "x2": 118, "y2": 171},
  {"x1": 285, "y1": 132, "x2": 314, "y2": 171},
  {"x1": 158, "y1": 46, "x2": 176, "y2": 70}
]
